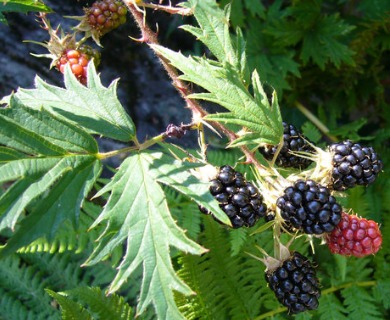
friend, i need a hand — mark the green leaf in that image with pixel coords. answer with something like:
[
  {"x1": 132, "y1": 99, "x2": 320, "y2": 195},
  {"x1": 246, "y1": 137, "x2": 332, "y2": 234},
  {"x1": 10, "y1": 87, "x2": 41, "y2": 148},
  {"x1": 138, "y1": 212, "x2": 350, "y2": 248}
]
[
  {"x1": 342, "y1": 286, "x2": 381, "y2": 319},
  {"x1": 46, "y1": 289, "x2": 92, "y2": 320},
  {"x1": 1, "y1": 97, "x2": 98, "y2": 154},
  {"x1": 300, "y1": 15, "x2": 355, "y2": 69},
  {"x1": 0, "y1": 155, "x2": 101, "y2": 256},
  {"x1": 182, "y1": 0, "x2": 237, "y2": 65},
  {"x1": 0, "y1": 146, "x2": 27, "y2": 162},
  {"x1": 152, "y1": 45, "x2": 283, "y2": 146},
  {"x1": 63, "y1": 287, "x2": 133, "y2": 320},
  {"x1": 0, "y1": 100, "x2": 102, "y2": 255},
  {"x1": 0, "y1": 0, "x2": 52, "y2": 24},
  {"x1": 86, "y1": 152, "x2": 206, "y2": 319},
  {"x1": 8, "y1": 63, "x2": 135, "y2": 142},
  {"x1": 318, "y1": 293, "x2": 348, "y2": 320},
  {"x1": 145, "y1": 152, "x2": 230, "y2": 225}
]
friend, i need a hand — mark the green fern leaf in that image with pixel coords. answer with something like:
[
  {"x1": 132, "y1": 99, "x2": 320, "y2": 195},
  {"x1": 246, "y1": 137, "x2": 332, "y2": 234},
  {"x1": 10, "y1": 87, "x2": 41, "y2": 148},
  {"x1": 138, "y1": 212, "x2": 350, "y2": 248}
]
[
  {"x1": 341, "y1": 286, "x2": 381, "y2": 319},
  {"x1": 229, "y1": 228, "x2": 248, "y2": 256},
  {"x1": 6, "y1": 63, "x2": 135, "y2": 142},
  {"x1": 0, "y1": 255, "x2": 58, "y2": 318},
  {"x1": 60, "y1": 287, "x2": 133, "y2": 320},
  {"x1": 0, "y1": 288, "x2": 40, "y2": 320},
  {"x1": 46, "y1": 289, "x2": 92, "y2": 320},
  {"x1": 318, "y1": 293, "x2": 348, "y2": 320},
  {"x1": 373, "y1": 280, "x2": 390, "y2": 309},
  {"x1": 85, "y1": 152, "x2": 206, "y2": 319}
]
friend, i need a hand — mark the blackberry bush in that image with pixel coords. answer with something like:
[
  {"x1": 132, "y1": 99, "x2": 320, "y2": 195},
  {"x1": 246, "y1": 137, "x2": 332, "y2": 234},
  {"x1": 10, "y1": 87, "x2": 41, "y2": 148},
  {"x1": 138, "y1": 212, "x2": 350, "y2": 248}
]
[
  {"x1": 200, "y1": 165, "x2": 267, "y2": 228},
  {"x1": 1, "y1": 0, "x2": 387, "y2": 319}
]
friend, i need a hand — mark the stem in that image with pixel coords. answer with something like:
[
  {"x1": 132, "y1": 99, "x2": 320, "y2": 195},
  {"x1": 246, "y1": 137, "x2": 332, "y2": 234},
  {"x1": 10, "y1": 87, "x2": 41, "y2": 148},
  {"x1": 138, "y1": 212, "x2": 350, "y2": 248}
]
[
  {"x1": 97, "y1": 133, "x2": 164, "y2": 159},
  {"x1": 125, "y1": 2, "x2": 272, "y2": 175},
  {"x1": 254, "y1": 280, "x2": 377, "y2": 320},
  {"x1": 295, "y1": 101, "x2": 338, "y2": 142}
]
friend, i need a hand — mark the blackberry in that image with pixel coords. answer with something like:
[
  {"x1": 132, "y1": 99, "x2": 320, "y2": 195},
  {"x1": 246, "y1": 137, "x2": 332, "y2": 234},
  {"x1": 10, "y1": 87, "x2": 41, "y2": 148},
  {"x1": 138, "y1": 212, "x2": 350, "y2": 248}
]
[
  {"x1": 277, "y1": 179, "x2": 342, "y2": 234},
  {"x1": 265, "y1": 252, "x2": 321, "y2": 314},
  {"x1": 329, "y1": 140, "x2": 383, "y2": 191},
  {"x1": 200, "y1": 166, "x2": 267, "y2": 228},
  {"x1": 259, "y1": 122, "x2": 314, "y2": 169}
]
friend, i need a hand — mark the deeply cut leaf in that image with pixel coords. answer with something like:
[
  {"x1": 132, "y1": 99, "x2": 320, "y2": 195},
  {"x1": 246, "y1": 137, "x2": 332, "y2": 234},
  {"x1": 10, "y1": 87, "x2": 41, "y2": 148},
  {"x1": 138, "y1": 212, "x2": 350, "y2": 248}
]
[
  {"x1": 153, "y1": 45, "x2": 283, "y2": 146},
  {"x1": 0, "y1": 99, "x2": 102, "y2": 255},
  {"x1": 8, "y1": 63, "x2": 135, "y2": 142},
  {"x1": 86, "y1": 152, "x2": 207, "y2": 319}
]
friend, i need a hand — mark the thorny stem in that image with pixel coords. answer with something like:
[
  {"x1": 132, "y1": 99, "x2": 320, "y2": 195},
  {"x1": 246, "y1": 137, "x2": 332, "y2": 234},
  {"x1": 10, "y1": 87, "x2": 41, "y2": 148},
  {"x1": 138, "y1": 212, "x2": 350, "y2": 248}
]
[
  {"x1": 125, "y1": 1, "x2": 273, "y2": 180},
  {"x1": 254, "y1": 281, "x2": 377, "y2": 320}
]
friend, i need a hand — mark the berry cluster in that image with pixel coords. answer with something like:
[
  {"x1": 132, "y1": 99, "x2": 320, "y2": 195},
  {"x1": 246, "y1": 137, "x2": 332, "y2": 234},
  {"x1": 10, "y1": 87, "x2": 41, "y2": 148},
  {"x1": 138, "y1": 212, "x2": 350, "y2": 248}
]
[
  {"x1": 329, "y1": 140, "x2": 383, "y2": 191},
  {"x1": 326, "y1": 212, "x2": 382, "y2": 257},
  {"x1": 200, "y1": 166, "x2": 267, "y2": 228},
  {"x1": 265, "y1": 252, "x2": 321, "y2": 314},
  {"x1": 75, "y1": 0, "x2": 127, "y2": 45},
  {"x1": 259, "y1": 122, "x2": 314, "y2": 169},
  {"x1": 56, "y1": 47, "x2": 96, "y2": 85},
  {"x1": 277, "y1": 180, "x2": 342, "y2": 234}
]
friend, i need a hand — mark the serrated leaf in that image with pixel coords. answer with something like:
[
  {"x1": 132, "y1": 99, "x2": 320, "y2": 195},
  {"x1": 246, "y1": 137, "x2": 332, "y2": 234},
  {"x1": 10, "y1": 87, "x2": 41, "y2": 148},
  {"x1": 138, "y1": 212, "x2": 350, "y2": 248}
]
[
  {"x1": 0, "y1": 101, "x2": 102, "y2": 254},
  {"x1": 152, "y1": 45, "x2": 283, "y2": 146},
  {"x1": 9, "y1": 63, "x2": 135, "y2": 142},
  {"x1": 1, "y1": 97, "x2": 98, "y2": 154},
  {"x1": 182, "y1": 0, "x2": 237, "y2": 65},
  {"x1": 85, "y1": 152, "x2": 206, "y2": 319},
  {"x1": 300, "y1": 15, "x2": 355, "y2": 69},
  {"x1": 145, "y1": 152, "x2": 230, "y2": 225},
  {"x1": 0, "y1": 155, "x2": 101, "y2": 256}
]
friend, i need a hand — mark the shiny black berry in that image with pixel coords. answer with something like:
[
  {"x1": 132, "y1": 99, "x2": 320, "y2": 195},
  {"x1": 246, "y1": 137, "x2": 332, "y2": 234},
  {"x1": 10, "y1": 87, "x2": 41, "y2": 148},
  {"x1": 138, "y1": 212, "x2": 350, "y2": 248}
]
[
  {"x1": 200, "y1": 166, "x2": 267, "y2": 228},
  {"x1": 259, "y1": 122, "x2": 314, "y2": 169},
  {"x1": 330, "y1": 140, "x2": 383, "y2": 191},
  {"x1": 277, "y1": 179, "x2": 342, "y2": 234},
  {"x1": 265, "y1": 252, "x2": 321, "y2": 314}
]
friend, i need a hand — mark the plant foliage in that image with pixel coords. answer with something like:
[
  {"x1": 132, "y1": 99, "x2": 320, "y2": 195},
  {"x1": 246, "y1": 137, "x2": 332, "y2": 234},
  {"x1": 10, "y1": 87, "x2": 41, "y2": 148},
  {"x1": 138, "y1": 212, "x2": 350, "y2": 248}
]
[{"x1": 0, "y1": 0, "x2": 389, "y2": 319}]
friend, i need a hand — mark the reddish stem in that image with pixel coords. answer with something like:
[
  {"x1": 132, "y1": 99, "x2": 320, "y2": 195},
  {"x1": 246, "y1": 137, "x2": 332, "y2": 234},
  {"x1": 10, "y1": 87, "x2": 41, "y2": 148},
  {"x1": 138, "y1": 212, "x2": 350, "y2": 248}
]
[{"x1": 125, "y1": 2, "x2": 269, "y2": 175}]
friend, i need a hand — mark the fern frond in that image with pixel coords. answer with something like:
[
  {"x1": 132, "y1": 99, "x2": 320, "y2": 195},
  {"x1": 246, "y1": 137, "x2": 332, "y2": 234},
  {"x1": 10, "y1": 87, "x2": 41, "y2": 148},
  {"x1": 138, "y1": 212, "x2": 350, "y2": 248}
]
[
  {"x1": 19, "y1": 252, "x2": 86, "y2": 290},
  {"x1": 61, "y1": 286, "x2": 133, "y2": 320},
  {"x1": 341, "y1": 286, "x2": 381, "y2": 319},
  {"x1": 229, "y1": 228, "x2": 248, "y2": 256},
  {"x1": 318, "y1": 293, "x2": 348, "y2": 320},
  {"x1": 46, "y1": 289, "x2": 92, "y2": 320},
  {"x1": 0, "y1": 255, "x2": 58, "y2": 319},
  {"x1": 0, "y1": 288, "x2": 40, "y2": 320}
]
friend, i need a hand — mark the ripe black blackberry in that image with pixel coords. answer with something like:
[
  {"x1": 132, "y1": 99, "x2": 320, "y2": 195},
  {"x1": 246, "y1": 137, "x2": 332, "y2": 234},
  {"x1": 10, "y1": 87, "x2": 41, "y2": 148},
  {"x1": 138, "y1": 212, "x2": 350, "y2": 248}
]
[
  {"x1": 265, "y1": 252, "x2": 321, "y2": 314},
  {"x1": 259, "y1": 122, "x2": 314, "y2": 169},
  {"x1": 329, "y1": 140, "x2": 383, "y2": 191},
  {"x1": 276, "y1": 179, "x2": 342, "y2": 234},
  {"x1": 200, "y1": 166, "x2": 267, "y2": 228}
]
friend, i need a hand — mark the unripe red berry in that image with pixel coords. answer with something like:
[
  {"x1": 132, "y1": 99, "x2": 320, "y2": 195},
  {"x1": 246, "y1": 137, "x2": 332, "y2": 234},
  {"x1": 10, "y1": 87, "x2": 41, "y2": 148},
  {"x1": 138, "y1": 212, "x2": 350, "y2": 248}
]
[{"x1": 326, "y1": 212, "x2": 382, "y2": 257}]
